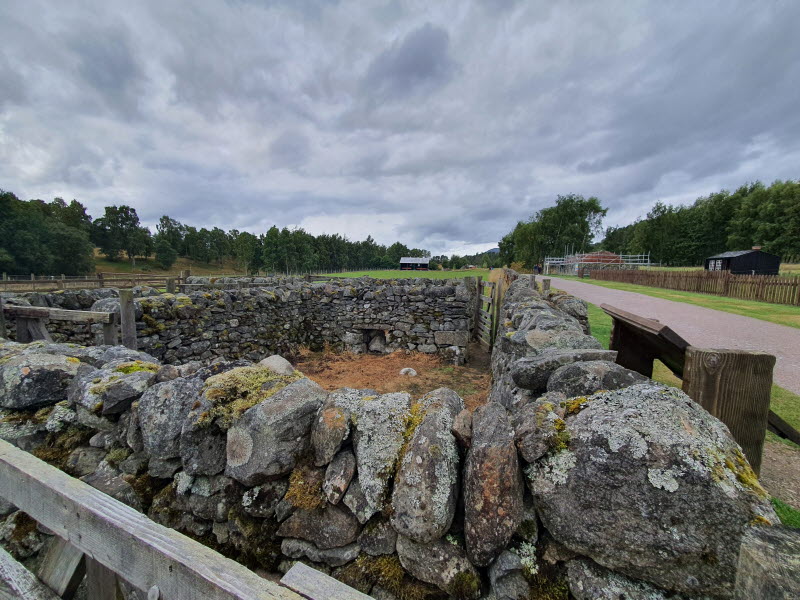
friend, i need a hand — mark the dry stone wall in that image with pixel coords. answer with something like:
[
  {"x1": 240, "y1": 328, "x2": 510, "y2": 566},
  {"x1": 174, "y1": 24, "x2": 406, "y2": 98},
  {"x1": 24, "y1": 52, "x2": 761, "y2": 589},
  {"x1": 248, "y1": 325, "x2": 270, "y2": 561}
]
[
  {"x1": 0, "y1": 274, "x2": 784, "y2": 599},
  {"x1": 1, "y1": 276, "x2": 477, "y2": 365}
]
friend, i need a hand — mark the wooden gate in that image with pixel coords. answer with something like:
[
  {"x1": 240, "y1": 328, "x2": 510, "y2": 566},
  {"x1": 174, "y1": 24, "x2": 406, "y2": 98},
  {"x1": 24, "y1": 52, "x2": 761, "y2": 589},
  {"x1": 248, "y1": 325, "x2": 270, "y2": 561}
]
[{"x1": 477, "y1": 281, "x2": 496, "y2": 348}]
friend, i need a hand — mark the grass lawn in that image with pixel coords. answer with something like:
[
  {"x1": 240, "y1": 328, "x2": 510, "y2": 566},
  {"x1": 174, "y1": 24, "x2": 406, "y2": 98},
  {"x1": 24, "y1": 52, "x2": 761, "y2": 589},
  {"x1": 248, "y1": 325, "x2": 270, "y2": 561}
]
[
  {"x1": 558, "y1": 275, "x2": 800, "y2": 329},
  {"x1": 327, "y1": 269, "x2": 491, "y2": 280}
]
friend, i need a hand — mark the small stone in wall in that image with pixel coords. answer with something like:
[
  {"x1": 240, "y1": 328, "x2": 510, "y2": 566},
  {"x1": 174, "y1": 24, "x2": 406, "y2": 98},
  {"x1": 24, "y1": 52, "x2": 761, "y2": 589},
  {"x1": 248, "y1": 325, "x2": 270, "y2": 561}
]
[
  {"x1": 323, "y1": 449, "x2": 356, "y2": 505},
  {"x1": 399, "y1": 367, "x2": 417, "y2": 376},
  {"x1": 258, "y1": 354, "x2": 296, "y2": 376}
]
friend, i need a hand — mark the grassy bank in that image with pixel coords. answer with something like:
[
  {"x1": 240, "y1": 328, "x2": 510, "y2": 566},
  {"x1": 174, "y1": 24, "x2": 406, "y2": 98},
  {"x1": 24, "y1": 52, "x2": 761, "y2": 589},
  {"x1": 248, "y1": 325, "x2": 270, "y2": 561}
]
[
  {"x1": 94, "y1": 255, "x2": 244, "y2": 276},
  {"x1": 557, "y1": 275, "x2": 800, "y2": 329},
  {"x1": 328, "y1": 269, "x2": 491, "y2": 280}
]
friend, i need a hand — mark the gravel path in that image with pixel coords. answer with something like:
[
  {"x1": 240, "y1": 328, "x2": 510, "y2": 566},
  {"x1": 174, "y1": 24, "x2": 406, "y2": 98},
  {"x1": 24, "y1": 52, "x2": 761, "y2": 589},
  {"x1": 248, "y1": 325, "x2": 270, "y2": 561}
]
[{"x1": 548, "y1": 277, "x2": 800, "y2": 395}]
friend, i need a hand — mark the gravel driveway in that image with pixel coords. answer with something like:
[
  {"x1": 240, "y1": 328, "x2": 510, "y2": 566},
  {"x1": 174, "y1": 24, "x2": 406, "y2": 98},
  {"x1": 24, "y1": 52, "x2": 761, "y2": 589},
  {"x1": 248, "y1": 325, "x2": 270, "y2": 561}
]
[{"x1": 548, "y1": 277, "x2": 800, "y2": 395}]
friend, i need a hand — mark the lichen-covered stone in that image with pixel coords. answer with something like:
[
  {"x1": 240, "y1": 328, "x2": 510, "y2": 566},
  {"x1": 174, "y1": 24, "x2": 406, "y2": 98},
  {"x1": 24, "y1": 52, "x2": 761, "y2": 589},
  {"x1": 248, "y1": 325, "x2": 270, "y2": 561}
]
[
  {"x1": 180, "y1": 396, "x2": 226, "y2": 476},
  {"x1": 65, "y1": 446, "x2": 106, "y2": 476},
  {"x1": 311, "y1": 397, "x2": 352, "y2": 467},
  {"x1": 358, "y1": 518, "x2": 397, "y2": 556},
  {"x1": 280, "y1": 538, "x2": 360, "y2": 567},
  {"x1": 276, "y1": 504, "x2": 360, "y2": 549},
  {"x1": 735, "y1": 525, "x2": 800, "y2": 600},
  {"x1": 342, "y1": 478, "x2": 377, "y2": 524},
  {"x1": 258, "y1": 354, "x2": 296, "y2": 376},
  {"x1": 332, "y1": 390, "x2": 411, "y2": 513},
  {"x1": 68, "y1": 361, "x2": 158, "y2": 415},
  {"x1": 323, "y1": 449, "x2": 356, "y2": 505},
  {"x1": 510, "y1": 349, "x2": 618, "y2": 393},
  {"x1": 489, "y1": 551, "x2": 529, "y2": 600},
  {"x1": 80, "y1": 464, "x2": 143, "y2": 511},
  {"x1": 546, "y1": 360, "x2": 648, "y2": 397},
  {"x1": 567, "y1": 558, "x2": 680, "y2": 600},
  {"x1": 241, "y1": 480, "x2": 288, "y2": 518},
  {"x1": 464, "y1": 402, "x2": 523, "y2": 567},
  {"x1": 451, "y1": 408, "x2": 472, "y2": 448},
  {"x1": 396, "y1": 534, "x2": 480, "y2": 598},
  {"x1": 513, "y1": 396, "x2": 569, "y2": 463},
  {"x1": 391, "y1": 388, "x2": 463, "y2": 543},
  {"x1": 0, "y1": 353, "x2": 80, "y2": 409},
  {"x1": 138, "y1": 376, "x2": 204, "y2": 459},
  {"x1": 529, "y1": 383, "x2": 778, "y2": 597},
  {"x1": 225, "y1": 378, "x2": 327, "y2": 485}
]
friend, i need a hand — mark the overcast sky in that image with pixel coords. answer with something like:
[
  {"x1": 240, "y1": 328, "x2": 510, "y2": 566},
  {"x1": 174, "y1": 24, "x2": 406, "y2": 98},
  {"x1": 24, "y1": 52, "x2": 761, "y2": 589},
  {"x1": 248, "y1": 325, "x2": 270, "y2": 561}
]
[{"x1": 2, "y1": 1, "x2": 799, "y2": 255}]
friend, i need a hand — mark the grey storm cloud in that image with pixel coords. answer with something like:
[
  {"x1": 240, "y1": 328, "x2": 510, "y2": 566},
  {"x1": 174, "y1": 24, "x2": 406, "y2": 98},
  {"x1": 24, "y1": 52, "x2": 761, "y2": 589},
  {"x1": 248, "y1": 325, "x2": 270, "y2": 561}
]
[{"x1": 1, "y1": 0, "x2": 799, "y2": 255}]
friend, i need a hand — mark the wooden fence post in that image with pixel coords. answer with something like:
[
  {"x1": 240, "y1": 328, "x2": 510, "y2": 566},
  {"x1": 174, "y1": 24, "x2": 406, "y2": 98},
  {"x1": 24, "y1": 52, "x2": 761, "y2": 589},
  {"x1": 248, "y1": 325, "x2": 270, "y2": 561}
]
[
  {"x1": 166, "y1": 278, "x2": 176, "y2": 294},
  {"x1": 102, "y1": 314, "x2": 120, "y2": 346},
  {"x1": 16, "y1": 317, "x2": 53, "y2": 343},
  {"x1": 31, "y1": 273, "x2": 35, "y2": 280},
  {"x1": 118, "y1": 290, "x2": 137, "y2": 351},
  {"x1": 542, "y1": 278, "x2": 551, "y2": 292},
  {"x1": 85, "y1": 557, "x2": 121, "y2": 600},
  {"x1": 682, "y1": 347, "x2": 775, "y2": 474},
  {"x1": 37, "y1": 536, "x2": 86, "y2": 598}
]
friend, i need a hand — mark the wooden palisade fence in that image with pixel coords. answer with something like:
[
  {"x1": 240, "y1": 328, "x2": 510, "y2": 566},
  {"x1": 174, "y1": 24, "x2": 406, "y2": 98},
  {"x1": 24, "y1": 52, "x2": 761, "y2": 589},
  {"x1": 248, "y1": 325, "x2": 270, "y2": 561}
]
[
  {"x1": 0, "y1": 271, "x2": 192, "y2": 294},
  {"x1": 592, "y1": 269, "x2": 800, "y2": 306}
]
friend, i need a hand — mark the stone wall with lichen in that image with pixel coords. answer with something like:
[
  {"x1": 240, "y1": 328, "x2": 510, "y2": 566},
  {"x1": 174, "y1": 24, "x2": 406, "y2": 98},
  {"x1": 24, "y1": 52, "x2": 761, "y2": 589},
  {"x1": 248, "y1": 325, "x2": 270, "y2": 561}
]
[
  {"x1": 1, "y1": 276, "x2": 477, "y2": 365},
  {"x1": 0, "y1": 276, "x2": 780, "y2": 599}
]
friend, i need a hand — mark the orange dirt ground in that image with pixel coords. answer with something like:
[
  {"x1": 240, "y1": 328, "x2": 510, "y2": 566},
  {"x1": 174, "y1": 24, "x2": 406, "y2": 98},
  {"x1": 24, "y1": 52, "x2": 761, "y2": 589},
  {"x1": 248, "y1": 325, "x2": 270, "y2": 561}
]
[{"x1": 292, "y1": 342, "x2": 492, "y2": 411}]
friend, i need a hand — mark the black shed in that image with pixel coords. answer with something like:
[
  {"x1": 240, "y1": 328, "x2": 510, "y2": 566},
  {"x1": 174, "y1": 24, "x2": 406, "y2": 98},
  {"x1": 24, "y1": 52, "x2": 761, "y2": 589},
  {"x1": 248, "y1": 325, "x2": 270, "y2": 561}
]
[
  {"x1": 399, "y1": 257, "x2": 430, "y2": 271},
  {"x1": 704, "y1": 248, "x2": 780, "y2": 275}
]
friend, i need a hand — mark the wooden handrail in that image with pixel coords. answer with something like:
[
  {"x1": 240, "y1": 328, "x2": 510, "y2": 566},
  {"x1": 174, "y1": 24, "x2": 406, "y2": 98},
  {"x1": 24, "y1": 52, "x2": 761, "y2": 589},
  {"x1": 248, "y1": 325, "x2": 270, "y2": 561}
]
[
  {"x1": 0, "y1": 439, "x2": 300, "y2": 600},
  {"x1": 2, "y1": 305, "x2": 114, "y2": 324}
]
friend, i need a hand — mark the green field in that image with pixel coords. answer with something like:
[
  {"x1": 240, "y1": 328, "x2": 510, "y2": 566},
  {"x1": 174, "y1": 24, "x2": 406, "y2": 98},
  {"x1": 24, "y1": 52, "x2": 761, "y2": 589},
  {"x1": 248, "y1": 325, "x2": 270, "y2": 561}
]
[
  {"x1": 557, "y1": 275, "x2": 800, "y2": 329},
  {"x1": 326, "y1": 269, "x2": 491, "y2": 280}
]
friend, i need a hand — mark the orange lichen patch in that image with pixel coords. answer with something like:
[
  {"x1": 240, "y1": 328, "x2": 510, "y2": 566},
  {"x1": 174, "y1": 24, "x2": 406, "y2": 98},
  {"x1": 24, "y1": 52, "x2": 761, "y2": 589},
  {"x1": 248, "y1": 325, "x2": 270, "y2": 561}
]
[
  {"x1": 20, "y1": 367, "x2": 31, "y2": 376},
  {"x1": 294, "y1": 344, "x2": 491, "y2": 411}
]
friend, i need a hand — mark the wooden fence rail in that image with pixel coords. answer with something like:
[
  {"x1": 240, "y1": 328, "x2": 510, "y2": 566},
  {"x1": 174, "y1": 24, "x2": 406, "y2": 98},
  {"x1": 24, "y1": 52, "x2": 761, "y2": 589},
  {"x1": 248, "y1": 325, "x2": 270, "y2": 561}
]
[
  {"x1": 1, "y1": 304, "x2": 124, "y2": 348},
  {"x1": 591, "y1": 269, "x2": 800, "y2": 306}
]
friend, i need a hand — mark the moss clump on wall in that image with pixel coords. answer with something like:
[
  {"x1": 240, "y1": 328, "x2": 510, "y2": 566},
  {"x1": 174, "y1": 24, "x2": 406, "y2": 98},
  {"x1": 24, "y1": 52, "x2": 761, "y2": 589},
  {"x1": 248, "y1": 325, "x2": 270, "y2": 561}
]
[
  {"x1": 448, "y1": 572, "x2": 481, "y2": 599},
  {"x1": 32, "y1": 425, "x2": 94, "y2": 470},
  {"x1": 105, "y1": 447, "x2": 131, "y2": 467},
  {"x1": 562, "y1": 396, "x2": 589, "y2": 415},
  {"x1": 284, "y1": 465, "x2": 326, "y2": 511},
  {"x1": 195, "y1": 366, "x2": 303, "y2": 430},
  {"x1": 335, "y1": 555, "x2": 442, "y2": 600},
  {"x1": 115, "y1": 360, "x2": 160, "y2": 375}
]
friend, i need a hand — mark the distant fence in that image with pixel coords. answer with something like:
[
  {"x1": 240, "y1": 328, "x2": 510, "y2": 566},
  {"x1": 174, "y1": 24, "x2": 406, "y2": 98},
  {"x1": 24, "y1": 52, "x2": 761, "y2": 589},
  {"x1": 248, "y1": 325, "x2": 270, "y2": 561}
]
[{"x1": 591, "y1": 269, "x2": 800, "y2": 306}]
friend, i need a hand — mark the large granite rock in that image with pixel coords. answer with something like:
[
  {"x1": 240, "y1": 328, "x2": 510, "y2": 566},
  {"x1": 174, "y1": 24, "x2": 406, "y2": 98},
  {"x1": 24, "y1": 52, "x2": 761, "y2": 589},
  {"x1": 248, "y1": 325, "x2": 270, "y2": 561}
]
[
  {"x1": 510, "y1": 349, "x2": 618, "y2": 392},
  {"x1": 0, "y1": 353, "x2": 80, "y2": 409},
  {"x1": 734, "y1": 525, "x2": 800, "y2": 600},
  {"x1": 138, "y1": 376, "x2": 204, "y2": 459},
  {"x1": 464, "y1": 402, "x2": 523, "y2": 567},
  {"x1": 528, "y1": 383, "x2": 778, "y2": 598},
  {"x1": 226, "y1": 378, "x2": 327, "y2": 485},
  {"x1": 391, "y1": 388, "x2": 463, "y2": 543},
  {"x1": 513, "y1": 395, "x2": 568, "y2": 464},
  {"x1": 331, "y1": 390, "x2": 411, "y2": 513},
  {"x1": 546, "y1": 360, "x2": 648, "y2": 397},
  {"x1": 396, "y1": 535, "x2": 481, "y2": 599},
  {"x1": 68, "y1": 361, "x2": 158, "y2": 415}
]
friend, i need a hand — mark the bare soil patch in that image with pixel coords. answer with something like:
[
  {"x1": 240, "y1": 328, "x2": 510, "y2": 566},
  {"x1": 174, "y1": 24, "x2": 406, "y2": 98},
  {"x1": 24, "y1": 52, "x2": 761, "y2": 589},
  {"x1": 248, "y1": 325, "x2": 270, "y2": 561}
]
[
  {"x1": 760, "y1": 440, "x2": 800, "y2": 508},
  {"x1": 293, "y1": 343, "x2": 492, "y2": 411}
]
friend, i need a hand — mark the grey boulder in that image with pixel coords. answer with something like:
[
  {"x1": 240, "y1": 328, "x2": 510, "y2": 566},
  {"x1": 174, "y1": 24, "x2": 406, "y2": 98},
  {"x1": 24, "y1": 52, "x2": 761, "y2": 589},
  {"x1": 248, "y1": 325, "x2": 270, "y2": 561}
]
[
  {"x1": 391, "y1": 388, "x2": 463, "y2": 543},
  {"x1": 489, "y1": 551, "x2": 530, "y2": 600},
  {"x1": 225, "y1": 378, "x2": 327, "y2": 485},
  {"x1": 276, "y1": 504, "x2": 360, "y2": 549},
  {"x1": 546, "y1": 360, "x2": 648, "y2": 397},
  {"x1": 0, "y1": 353, "x2": 80, "y2": 409},
  {"x1": 138, "y1": 376, "x2": 204, "y2": 459},
  {"x1": 528, "y1": 383, "x2": 778, "y2": 597},
  {"x1": 323, "y1": 449, "x2": 356, "y2": 505},
  {"x1": 510, "y1": 349, "x2": 618, "y2": 392},
  {"x1": 464, "y1": 402, "x2": 524, "y2": 567},
  {"x1": 280, "y1": 538, "x2": 360, "y2": 567},
  {"x1": 311, "y1": 397, "x2": 351, "y2": 467},
  {"x1": 396, "y1": 535, "x2": 480, "y2": 599}
]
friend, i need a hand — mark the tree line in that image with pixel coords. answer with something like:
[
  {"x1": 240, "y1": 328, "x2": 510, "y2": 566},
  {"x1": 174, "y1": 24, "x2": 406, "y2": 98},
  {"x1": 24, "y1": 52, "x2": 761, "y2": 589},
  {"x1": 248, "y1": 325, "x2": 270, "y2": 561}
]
[
  {"x1": 500, "y1": 180, "x2": 800, "y2": 268},
  {"x1": 0, "y1": 190, "x2": 436, "y2": 276}
]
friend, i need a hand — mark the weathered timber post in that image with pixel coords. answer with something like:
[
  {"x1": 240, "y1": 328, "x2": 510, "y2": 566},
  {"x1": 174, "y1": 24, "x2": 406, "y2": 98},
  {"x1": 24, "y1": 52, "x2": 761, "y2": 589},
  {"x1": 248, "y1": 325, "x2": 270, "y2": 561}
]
[
  {"x1": 16, "y1": 317, "x2": 53, "y2": 343},
  {"x1": 734, "y1": 526, "x2": 800, "y2": 599},
  {"x1": 86, "y1": 556, "x2": 120, "y2": 600},
  {"x1": 166, "y1": 278, "x2": 176, "y2": 294},
  {"x1": 102, "y1": 314, "x2": 119, "y2": 346},
  {"x1": 31, "y1": 273, "x2": 35, "y2": 280},
  {"x1": 0, "y1": 296, "x2": 6, "y2": 339},
  {"x1": 531, "y1": 273, "x2": 536, "y2": 291},
  {"x1": 542, "y1": 278, "x2": 551, "y2": 292},
  {"x1": 682, "y1": 347, "x2": 774, "y2": 474},
  {"x1": 118, "y1": 289, "x2": 137, "y2": 350}
]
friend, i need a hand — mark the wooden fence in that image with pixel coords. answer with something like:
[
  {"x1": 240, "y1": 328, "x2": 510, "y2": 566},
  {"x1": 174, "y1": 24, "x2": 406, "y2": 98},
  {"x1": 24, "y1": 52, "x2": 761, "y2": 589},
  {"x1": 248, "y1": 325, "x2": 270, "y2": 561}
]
[
  {"x1": 0, "y1": 439, "x2": 365, "y2": 599},
  {"x1": 590, "y1": 269, "x2": 800, "y2": 305}
]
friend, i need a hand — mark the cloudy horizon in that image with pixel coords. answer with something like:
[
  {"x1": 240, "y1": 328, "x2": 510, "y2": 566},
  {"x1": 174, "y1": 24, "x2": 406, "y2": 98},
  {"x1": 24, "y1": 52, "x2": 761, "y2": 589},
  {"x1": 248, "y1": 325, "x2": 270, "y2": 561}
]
[{"x1": 1, "y1": 1, "x2": 799, "y2": 256}]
